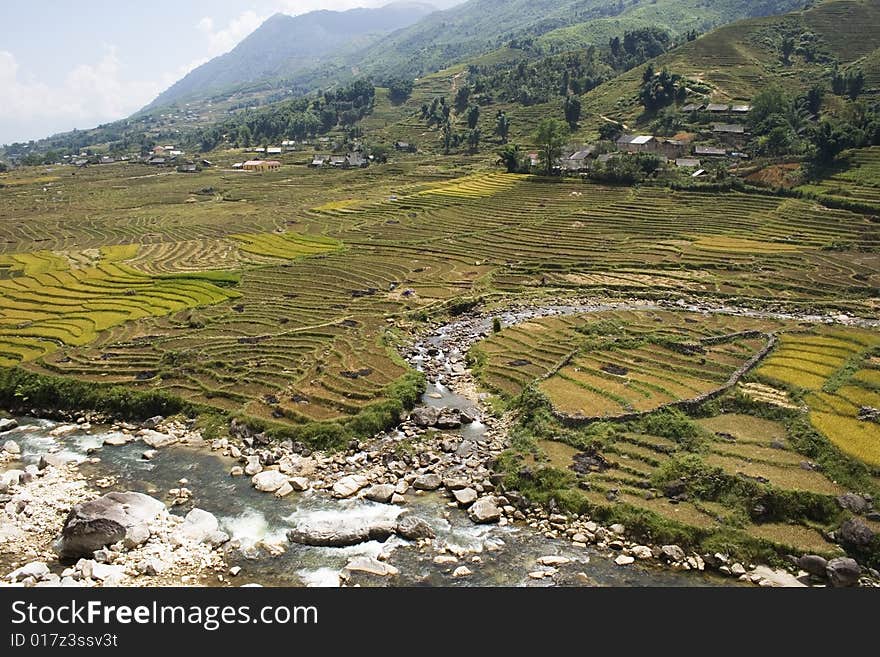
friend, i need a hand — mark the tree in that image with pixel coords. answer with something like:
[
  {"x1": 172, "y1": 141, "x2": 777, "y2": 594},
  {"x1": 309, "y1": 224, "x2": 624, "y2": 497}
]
[
  {"x1": 495, "y1": 111, "x2": 511, "y2": 143},
  {"x1": 598, "y1": 121, "x2": 623, "y2": 142},
  {"x1": 847, "y1": 70, "x2": 865, "y2": 100},
  {"x1": 442, "y1": 120, "x2": 454, "y2": 155},
  {"x1": 387, "y1": 78, "x2": 414, "y2": 104},
  {"x1": 804, "y1": 84, "x2": 824, "y2": 116},
  {"x1": 454, "y1": 86, "x2": 471, "y2": 113},
  {"x1": 467, "y1": 104, "x2": 480, "y2": 130},
  {"x1": 564, "y1": 96, "x2": 582, "y2": 129},
  {"x1": 535, "y1": 118, "x2": 568, "y2": 176},
  {"x1": 781, "y1": 36, "x2": 795, "y2": 65},
  {"x1": 497, "y1": 144, "x2": 522, "y2": 173},
  {"x1": 467, "y1": 128, "x2": 481, "y2": 154}
]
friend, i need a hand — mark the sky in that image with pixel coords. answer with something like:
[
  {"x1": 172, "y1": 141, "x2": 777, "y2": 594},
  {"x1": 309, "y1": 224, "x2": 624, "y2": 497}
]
[{"x1": 0, "y1": 0, "x2": 464, "y2": 145}]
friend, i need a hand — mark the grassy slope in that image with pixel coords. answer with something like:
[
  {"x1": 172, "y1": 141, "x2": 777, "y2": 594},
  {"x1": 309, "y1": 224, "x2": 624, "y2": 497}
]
[{"x1": 575, "y1": 0, "x2": 880, "y2": 136}]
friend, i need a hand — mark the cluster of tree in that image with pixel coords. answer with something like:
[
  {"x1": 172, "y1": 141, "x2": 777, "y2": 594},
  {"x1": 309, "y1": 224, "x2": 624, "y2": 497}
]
[
  {"x1": 588, "y1": 152, "x2": 664, "y2": 184},
  {"x1": 466, "y1": 47, "x2": 612, "y2": 107},
  {"x1": 747, "y1": 84, "x2": 880, "y2": 163},
  {"x1": 607, "y1": 27, "x2": 672, "y2": 71},
  {"x1": 419, "y1": 95, "x2": 488, "y2": 154},
  {"x1": 193, "y1": 79, "x2": 376, "y2": 151},
  {"x1": 386, "y1": 77, "x2": 414, "y2": 104},
  {"x1": 811, "y1": 102, "x2": 880, "y2": 164},
  {"x1": 463, "y1": 28, "x2": 675, "y2": 111},
  {"x1": 831, "y1": 67, "x2": 865, "y2": 100},
  {"x1": 639, "y1": 65, "x2": 687, "y2": 113}
]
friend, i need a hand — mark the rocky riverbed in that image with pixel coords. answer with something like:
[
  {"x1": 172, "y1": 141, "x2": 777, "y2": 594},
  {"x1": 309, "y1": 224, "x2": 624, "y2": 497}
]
[{"x1": 1, "y1": 296, "x2": 877, "y2": 588}]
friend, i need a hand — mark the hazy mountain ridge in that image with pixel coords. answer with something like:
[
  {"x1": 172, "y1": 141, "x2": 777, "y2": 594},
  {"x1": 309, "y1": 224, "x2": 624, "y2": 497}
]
[{"x1": 148, "y1": 2, "x2": 438, "y2": 109}]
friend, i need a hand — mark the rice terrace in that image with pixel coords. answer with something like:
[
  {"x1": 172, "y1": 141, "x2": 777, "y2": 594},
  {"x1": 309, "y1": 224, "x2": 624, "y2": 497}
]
[{"x1": 1, "y1": 0, "x2": 879, "y2": 591}]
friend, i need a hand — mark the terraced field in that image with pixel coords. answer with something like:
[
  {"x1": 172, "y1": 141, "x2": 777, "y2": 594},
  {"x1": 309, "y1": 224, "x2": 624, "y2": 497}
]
[
  {"x1": 519, "y1": 412, "x2": 848, "y2": 556},
  {"x1": 471, "y1": 309, "x2": 783, "y2": 419},
  {"x1": 797, "y1": 147, "x2": 880, "y2": 212},
  {"x1": 758, "y1": 326, "x2": 880, "y2": 466},
  {"x1": 0, "y1": 246, "x2": 238, "y2": 367},
  {"x1": 1, "y1": 163, "x2": 878, "y2": 439}
]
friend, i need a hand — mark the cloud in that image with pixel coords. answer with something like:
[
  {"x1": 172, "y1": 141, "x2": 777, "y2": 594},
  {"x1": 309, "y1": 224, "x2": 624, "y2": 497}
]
[
  {"x1": 196, "y1": 10, "x2": 265, "y2": 58},
  {"x1": 0, "y1": 47, "x2": 166, "y2": 144}
]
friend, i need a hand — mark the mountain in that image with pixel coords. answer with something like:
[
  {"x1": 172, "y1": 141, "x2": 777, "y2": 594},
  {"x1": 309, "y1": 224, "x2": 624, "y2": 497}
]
[
  {"x1": 344, "y1": 0, "x2": 807, "y2": 81},
  {"x1": 148, "y1": 2, "x2": 437, "y2": 109},
  {"x1": 150, "y1": 0, "x2": 804, "y2": 112}
]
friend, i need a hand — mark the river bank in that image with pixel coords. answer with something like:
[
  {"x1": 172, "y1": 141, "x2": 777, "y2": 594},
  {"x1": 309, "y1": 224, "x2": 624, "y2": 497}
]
[{"x1": 1, "y1": 296, "x2": 876, "y2": 588}]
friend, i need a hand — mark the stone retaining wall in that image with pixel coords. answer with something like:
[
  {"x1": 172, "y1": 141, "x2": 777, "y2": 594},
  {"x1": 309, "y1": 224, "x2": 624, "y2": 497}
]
[{"x1": 550, "y1": 333, "x2": 779, "y2": 427}]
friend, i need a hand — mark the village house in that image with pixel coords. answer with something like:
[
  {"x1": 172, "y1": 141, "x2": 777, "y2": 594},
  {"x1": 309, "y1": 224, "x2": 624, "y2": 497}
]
[
  {"x1": 147, "y1": 157, "x2": 167, "y2": 166},
  {"x1": 730, "y1": 104, "x2": 752, "y2": 115},
  {"x1": 675, "y1": 157, "x2": 701, "y2": 168},
  {"x1": 657, "y1": 138, "x2": 688, "y2": 159},
  {"x1": 712, "y1": 123, "x2": 748, "y2": 146},
  {"x1": 559, "y1": 145, "x2": 597, "y2": 172},
  {"x1": 394, "y1": 141, "x2": 415, "y2": 152},
  {"x1": 527, "y1": 152, "x2": 540, "y2": 168},
  {"x1": 694, "y1": 146, "x2": 727, "y2": 157},
  {"x1": 616, "y1": 134, "x2": 657, "y2": 153},
  {"x1": 242, "y1": 160, "x2": 281, "y2": 172},
  {"x1": 345, "y1": 152, "x2": 368, "y2": 168},
  {"x1": 309, "y1": 155, "x2": 329, "y2": 168},
  {"x1": 706, "y1": 103, "x2": 730, "y2": 114},
  {"x1": 266, "y1": 147, "x2": 282, "y2": 156},
  {"x1": 681, "y1": 102, "x2": 705, "y2": 113}
]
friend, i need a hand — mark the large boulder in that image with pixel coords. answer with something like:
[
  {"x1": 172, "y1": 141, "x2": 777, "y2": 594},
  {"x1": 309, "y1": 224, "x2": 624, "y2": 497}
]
[
  {"x1": 468, "y1": 496, "x2": 501, "y2": 524},
  {"x1": 138, "y1": 429, "x2": 178, "y2": 449},
  {"x1": 413, "y1": 473, "x2": 442, "y2": 491},
  {"x1": 660, "y1": 545, "x2": 686, "y2": 563},
  {"x1": 836, "y1": 493, "x2": 871, "y2": 514},
  {"x1": 452, "y1": 487, "x2": 477, "y2": 506},
  {"x1": 364, "y1": 484, "x2": 395, "y2": 503},
  {"x1": 410, "y1": 406, "x2": 439, "y2": 428},
  {"x1": 395, "y1": 515, "x2": 435, "y2": 540},
  {"x1": 837, "y1": 517, "x2": 875, "y2": 549},
  {"x1": 332, "y1": 474, "x2": 368, "y2": 498},
  {"x1": 342, "y1": 556, "x2": 398, "y2": 578},
  {"x1": 435, "y1": 408, "x2": 462, "y2": 429},
  {"x1": 287, "y1": 519, "x2": 396, "y2": 547},
  {"x1": 797, "y1": 554, "x2": 828, "y2": 578},
  {"x1": 6, "y1": 561, "x2": 50, "y2": 583},
  {"x1": 251, "y1": 470, "x2": 289, "y2": 493},
  {"x1": 172, "y1": 508, "x2": 229, "y2": 547},
  {"x1": 0, "y1": 418, "x2": 19, "y2": 433},
  {"x1": 826, "y1": 557, "x2": 861, "y2": 588},
  {"x1": 54, "y1": 492, "x2": 165, "y2": 559},
  {"x1": 2, "y1": 439, "x2": 21, "y2": 454}
]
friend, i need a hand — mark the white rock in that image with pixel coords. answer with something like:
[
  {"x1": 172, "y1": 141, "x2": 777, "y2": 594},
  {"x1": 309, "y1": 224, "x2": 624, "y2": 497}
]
[
  {"x1": 615, "y1": 554, "x2": 635, "y2": 566},
  {"x1": 252, "y1": 470, "x2": 289, "y2": 493},
  {"x1": 138, "y1": 429, "x2": 178, "y2": 449},
  {"x1": 631, "y1": 545, "x2": 653, "y2": 560},
  {"x1": 289, "y1": 477, "x2": 310, "y2": 491},
  {"x1": 452, "y1": 566, "x2": 472, "y2": 578},
  {"x1": 274, "y1": 482, "x2": 294, "y2": 498},
  {"x1": 333, "y1": 474, "x2": 368, "y2": 498},
  {"x1": 7, "y1": 561, "x2": 50, "y2": 582},
  {"x1": 433, "y1": 555, "x2": 458, "y2": 565},
  {"x1": 244, "y1": 456, "x2": 262, "y2": 476},
  {"x1": 2, "y1": 439, "x2": 21, "y2": 455},
  {"x1": 342, "y1": 556, "x2": 398, "y2": 577},
  {"x1": 537, "y1": 555, "x2": 571, "y2": 567}
]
